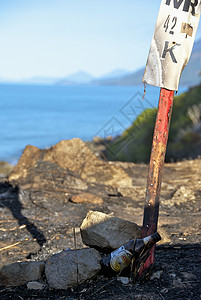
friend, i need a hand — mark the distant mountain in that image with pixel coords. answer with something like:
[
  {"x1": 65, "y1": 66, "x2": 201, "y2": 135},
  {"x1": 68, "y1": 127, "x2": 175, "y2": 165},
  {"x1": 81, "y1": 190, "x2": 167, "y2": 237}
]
[
  {"x1": 91, "y1": 67, "x2": 144, "y2": 86},
  {"x1": 92, "y1": 38, "x2": 201, "y2": 87},
  {"x1": 58, "y1": 71, "x2": 95, "y2": 85},
  {"x1": 58, "y1": 69, "x2": 130, "y2": 85},
  {"x1": 99, "y1": 69, "x2": 130, "y2": 79}
]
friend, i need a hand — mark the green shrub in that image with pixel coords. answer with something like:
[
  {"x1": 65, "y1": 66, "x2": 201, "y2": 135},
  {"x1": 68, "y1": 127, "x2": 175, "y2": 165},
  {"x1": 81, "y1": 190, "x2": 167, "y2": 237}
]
[{"x1": 106, "y1": 84, "x2": 201, "y2": 162}]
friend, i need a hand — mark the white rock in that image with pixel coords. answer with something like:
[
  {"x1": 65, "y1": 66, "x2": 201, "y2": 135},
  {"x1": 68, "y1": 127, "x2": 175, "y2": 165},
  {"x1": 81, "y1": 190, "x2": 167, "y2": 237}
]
[
  {"x1": 27, "y1": 281, "x2": 45, "y2": 290},
  {"x1": 117, "y1": 276, "x2": 130, "y2": 285},
  {"x1": 80, "y1": 210, "x2": 141, "y2": 250},
  {"x1": 160, "y1": 288, "x2": 169, "y2": 294},
  {"x1": 150, "y1": 270, "x2": 163, "y2": 280}
]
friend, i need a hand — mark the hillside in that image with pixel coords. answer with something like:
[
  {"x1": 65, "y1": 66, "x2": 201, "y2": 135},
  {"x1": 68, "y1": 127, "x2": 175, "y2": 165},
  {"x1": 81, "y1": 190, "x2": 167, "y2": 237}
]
[
  {"x1": 104, "y1": 83, "x2": 201, "y2": 163},
  {"x1": 92, "y1": 39, "x2": 201, "y2": 87}
]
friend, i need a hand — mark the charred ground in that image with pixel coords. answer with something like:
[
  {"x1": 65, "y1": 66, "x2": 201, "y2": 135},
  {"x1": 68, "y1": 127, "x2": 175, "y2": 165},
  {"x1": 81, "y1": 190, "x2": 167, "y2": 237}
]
[{"x1": 0, "y1": 140, "x2": 200, "y2": 299}]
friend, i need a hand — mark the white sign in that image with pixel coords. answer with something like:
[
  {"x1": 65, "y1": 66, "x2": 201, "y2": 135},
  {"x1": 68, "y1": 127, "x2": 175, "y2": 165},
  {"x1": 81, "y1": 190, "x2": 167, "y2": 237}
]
[{"x1": 143, "y1": 0, "x2": 201, "y2": 91}]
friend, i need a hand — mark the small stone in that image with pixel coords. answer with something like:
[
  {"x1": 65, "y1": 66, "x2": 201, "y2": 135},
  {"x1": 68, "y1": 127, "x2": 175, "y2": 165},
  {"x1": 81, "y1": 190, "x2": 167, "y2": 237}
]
[
  {"x1": 173, "y1": 277, "x2": 184, "y2": 287},
  {"x1": 150, "y1": 270, "x2": 163, "y2": 280},
  {"x1": 45, "y1": 248, "x2": 101, "y2": 289},
  {"x1": 170, "y1": 272, "x2": 176, "y2": 278},
  {"x1": 117, "y1": 276, "x2": 130, "y2": 285},
  {"x1": 0, "y1": 261, "x2": 45, "y2": 287},
  {"x1": 27, "y1": 281, "x2": 45, "y2": 290},
  {"x1": 160, "y1": 288, "x2": 169, "y2": 294},
  {"x1": 157, "y1": 228, "x2": 171, "y2": 244},
  {"x1": 70, "y1": 193, "x2": 103, "y2": 204},
  {"x1": 166, "y1": 186, "x2": 196, "y2": 206},
  {"x1": 80, "y1": 210, "x2": 141, "y2": 250},
  {"x1": 181, "y1": 272, "x2": 196, "y2": 280}
]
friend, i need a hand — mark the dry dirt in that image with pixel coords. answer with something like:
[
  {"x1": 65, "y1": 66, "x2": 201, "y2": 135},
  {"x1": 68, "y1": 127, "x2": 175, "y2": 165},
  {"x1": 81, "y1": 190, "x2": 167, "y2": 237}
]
[{"x1": 0, "y1": 153, "x2": 200, "y2": 299}]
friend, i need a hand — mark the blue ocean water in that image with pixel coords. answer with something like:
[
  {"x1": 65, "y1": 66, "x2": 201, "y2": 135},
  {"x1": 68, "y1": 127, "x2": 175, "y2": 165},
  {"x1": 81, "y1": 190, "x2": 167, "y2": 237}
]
[{"x1": 0, "y1": 83, "x2": 187, "y2": 164}]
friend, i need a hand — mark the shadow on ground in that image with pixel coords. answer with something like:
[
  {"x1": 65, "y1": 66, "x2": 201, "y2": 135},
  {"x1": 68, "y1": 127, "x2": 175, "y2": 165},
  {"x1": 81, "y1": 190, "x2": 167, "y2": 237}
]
[{"x1": 0, "y1": 182, "x2": 46, "y2": 256}]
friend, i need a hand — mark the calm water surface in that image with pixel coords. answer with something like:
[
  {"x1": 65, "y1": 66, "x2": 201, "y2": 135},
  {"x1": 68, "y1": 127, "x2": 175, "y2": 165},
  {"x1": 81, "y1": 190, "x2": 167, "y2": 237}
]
[{"x1": 0, "y1": 83, "x2": 187, "y2": 164}]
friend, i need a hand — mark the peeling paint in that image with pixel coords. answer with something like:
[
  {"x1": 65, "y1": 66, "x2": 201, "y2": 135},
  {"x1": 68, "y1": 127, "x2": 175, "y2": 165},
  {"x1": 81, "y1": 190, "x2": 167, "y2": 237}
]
[{"x1": 181, "y1": 22, "x2": 193, "y2": 36}]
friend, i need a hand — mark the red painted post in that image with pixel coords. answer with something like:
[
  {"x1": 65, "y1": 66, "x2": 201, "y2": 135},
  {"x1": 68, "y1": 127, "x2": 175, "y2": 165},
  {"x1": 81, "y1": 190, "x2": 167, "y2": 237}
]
[{"x1": 140, "y1": 88, "x2": 174, "y2": 278}]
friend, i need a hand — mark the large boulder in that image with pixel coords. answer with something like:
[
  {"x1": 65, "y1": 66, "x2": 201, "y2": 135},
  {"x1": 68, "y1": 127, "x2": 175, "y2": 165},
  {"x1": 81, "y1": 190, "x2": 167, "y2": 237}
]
[
  {"x1": 45, "y1": 248, "x2": 101, "y2": 289},
  {"x1": 0, "y1": 161, "x2": 13, "y2": 178},
  {"x1": 9, "y1": 157, "x2": 88, "y2": 192},
  {"x1": 80, "y1": 211, "x2": 141, "y2": 250},
  {"x1": 0, "y1": 261, "x2": 45, "y2": 287},
  {"x1": 9, "y1": 138, "x2": 132, "y2": 188}
]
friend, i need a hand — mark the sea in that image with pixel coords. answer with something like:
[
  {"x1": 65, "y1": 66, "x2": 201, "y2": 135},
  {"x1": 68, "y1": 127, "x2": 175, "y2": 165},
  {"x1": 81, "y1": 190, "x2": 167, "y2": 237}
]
[{"x1": 0, "y1": 83, "x2": 187, "y2": 164}]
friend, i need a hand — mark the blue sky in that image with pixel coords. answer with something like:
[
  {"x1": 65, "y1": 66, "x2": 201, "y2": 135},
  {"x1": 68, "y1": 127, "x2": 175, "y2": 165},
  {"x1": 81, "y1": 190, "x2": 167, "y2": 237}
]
[{"x1": 0, "y1": 0, "x2": 201, "y2": 81}]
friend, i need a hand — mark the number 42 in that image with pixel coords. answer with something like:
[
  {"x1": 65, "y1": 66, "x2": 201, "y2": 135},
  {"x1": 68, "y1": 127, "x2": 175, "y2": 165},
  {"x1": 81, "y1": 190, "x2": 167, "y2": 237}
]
[{"x1": 164, "y1": 15, "x2": 177, "y2": 35}]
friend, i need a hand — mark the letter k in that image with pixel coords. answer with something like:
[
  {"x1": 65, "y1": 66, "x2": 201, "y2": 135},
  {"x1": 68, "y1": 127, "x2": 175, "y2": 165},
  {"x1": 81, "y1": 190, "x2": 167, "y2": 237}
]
[{"x1": 161, "y1": 41, "x2": 181, "y2": 63}]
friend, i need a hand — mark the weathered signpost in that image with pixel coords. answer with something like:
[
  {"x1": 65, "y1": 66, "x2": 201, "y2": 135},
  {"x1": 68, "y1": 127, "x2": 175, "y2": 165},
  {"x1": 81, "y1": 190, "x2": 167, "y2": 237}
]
[{"x1": 140, "y1": 0, "x2": 201, "y2": 278}]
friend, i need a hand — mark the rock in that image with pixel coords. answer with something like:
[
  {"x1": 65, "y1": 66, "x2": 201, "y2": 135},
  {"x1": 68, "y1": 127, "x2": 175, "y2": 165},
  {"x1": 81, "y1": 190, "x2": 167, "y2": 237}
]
[
  {"x1": 8, "y1": 145, "x2": 41, "y2": 182},
  {"x1": 70, "y1": 193, "x2": 103, "y2": 204},
  {"x1": 117, "y1": 276, "x2": 130, "y2": 285},
  {"x1": 0, "y1": 261, "x2": 45, "y2": 287},
  {"x1": 80, "y1": 211, "x2": 141, "y2": 250},
  {"x1": 173, "y1": 277, "x2": 184, "y2": 287},
  {"x1": 45, "y1": 248, "x2": 101, "y2": 289},
  {"x1": 150, "y1": 270, "x2": 163, "y2": 280},
  {"x1": 9, "y1": 159, "x2": 88, "y2": 192},
  {"x1": 160, "y1": 288, "x2": 169, "y2": 294},
  {"x1": 27, "y1": 281, "x2": 45, "y2": 290},
  {"x1": 0, "y1": 161, "x2": 13, "y2": 178},
  {"x1": 157, "y1": 227, "x2": 171, "y2": 244},
  {"x1": 6, "y1": 139, "x2": 133, "y2": 221},
  {"x1": 170, "y1": 272, "x2": 176, "y2": 279},
  {"x1": 162, "y1": 186, "x2": 196, "y2": 206},
  {"x1": 181, "y1": 272, "x2": 196, "y2": 280},
  {"x1": 43, "y1": 139, "x2": 133, "y2": 187},
  {"x1": 9, "y1": 138, "x2": 133, "y2": 188}
]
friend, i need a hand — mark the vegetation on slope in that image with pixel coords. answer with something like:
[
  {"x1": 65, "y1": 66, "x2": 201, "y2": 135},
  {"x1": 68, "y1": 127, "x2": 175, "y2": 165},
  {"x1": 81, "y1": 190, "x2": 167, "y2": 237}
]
[{"x1": 106, "y1": 84, "x2": 201, "y2": 163}]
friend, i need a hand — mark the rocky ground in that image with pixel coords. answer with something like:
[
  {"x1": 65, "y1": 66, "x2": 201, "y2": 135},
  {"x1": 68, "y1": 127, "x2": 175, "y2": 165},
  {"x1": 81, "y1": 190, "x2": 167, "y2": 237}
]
[{"x1": 0, "y1": 138, "x2": 201, "y2": 299}]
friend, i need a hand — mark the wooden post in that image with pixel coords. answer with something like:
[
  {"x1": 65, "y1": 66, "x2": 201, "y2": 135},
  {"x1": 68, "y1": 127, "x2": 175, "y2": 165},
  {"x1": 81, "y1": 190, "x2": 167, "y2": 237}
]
[{"x1": 140, "y1": 88, "x2": 174, "y2": 277}]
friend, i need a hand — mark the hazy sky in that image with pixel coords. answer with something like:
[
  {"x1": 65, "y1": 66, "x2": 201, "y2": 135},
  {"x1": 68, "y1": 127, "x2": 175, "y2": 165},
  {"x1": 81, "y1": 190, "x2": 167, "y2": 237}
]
[{"x1": 1, "y1": 0, "x2": 201, "y2": 80}]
